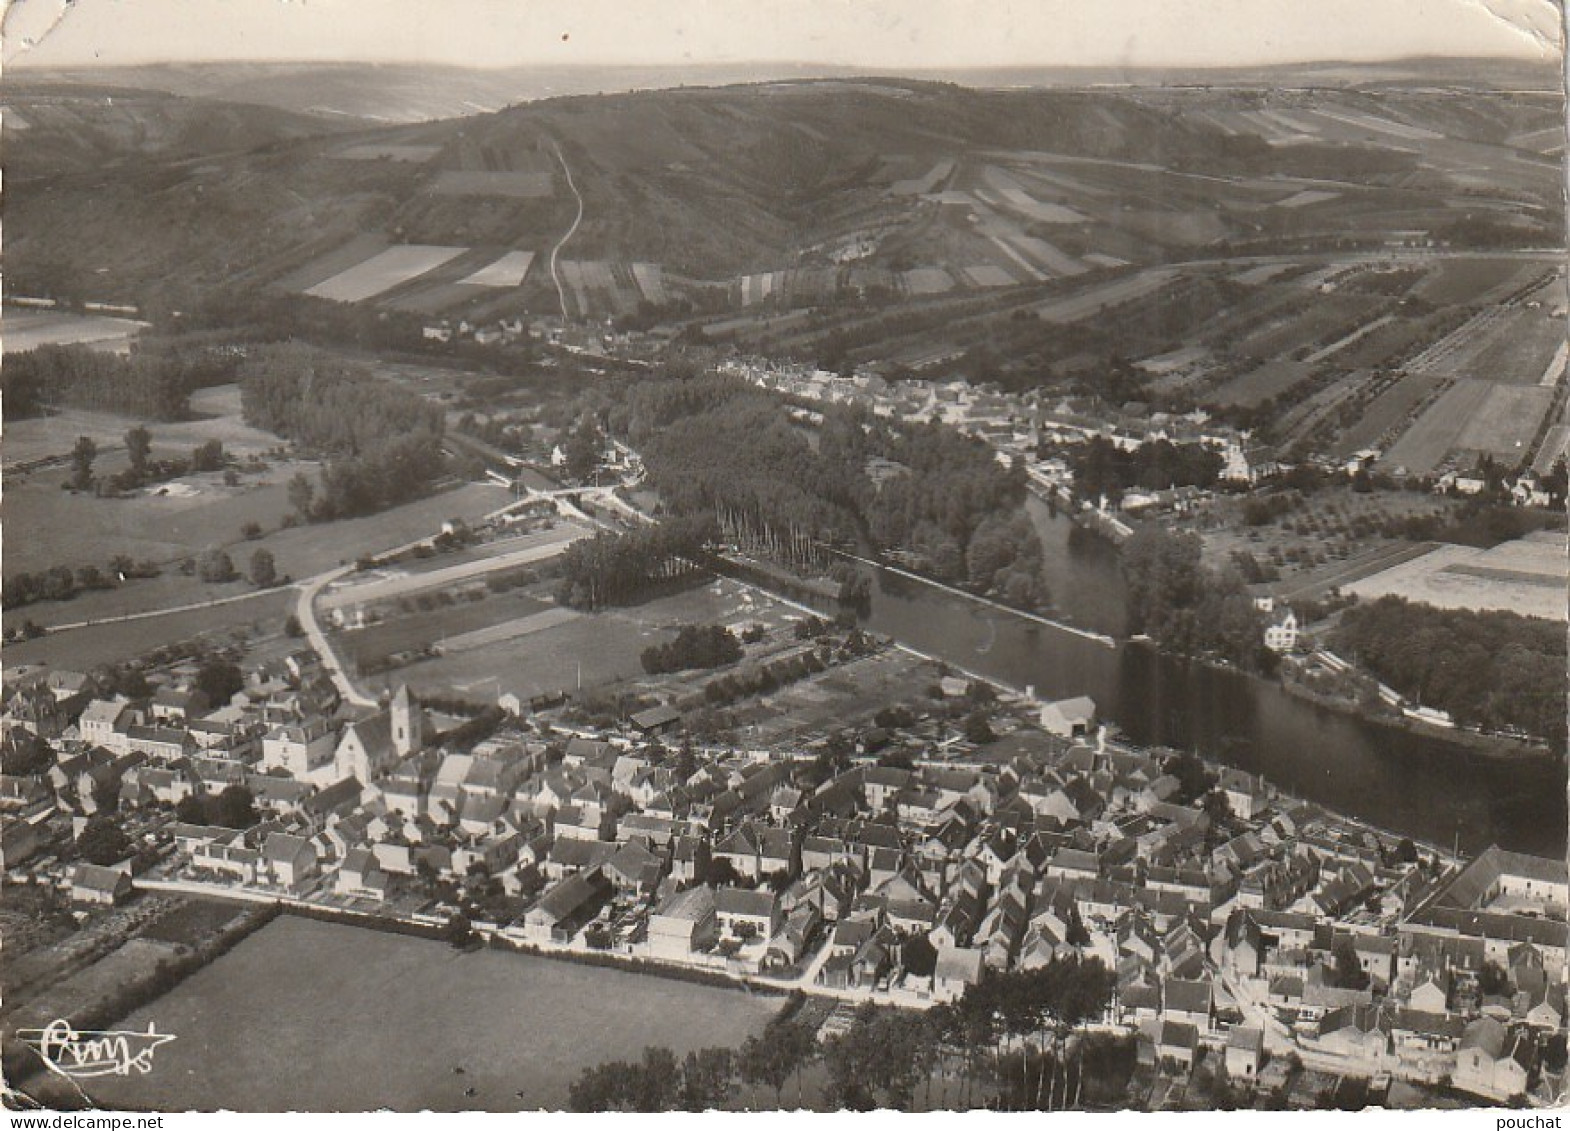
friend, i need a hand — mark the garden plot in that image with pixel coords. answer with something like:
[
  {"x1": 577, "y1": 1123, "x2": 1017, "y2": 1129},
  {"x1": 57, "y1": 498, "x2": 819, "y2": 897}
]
[{"x1": 306, "y1": 245, "x2": 468, "y2": 303}]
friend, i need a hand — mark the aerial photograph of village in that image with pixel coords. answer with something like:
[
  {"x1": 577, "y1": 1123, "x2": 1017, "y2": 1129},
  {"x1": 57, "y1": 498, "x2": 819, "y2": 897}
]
[{"x1": 1, "y1": 0, "x2": 1566, "y2": 1117}]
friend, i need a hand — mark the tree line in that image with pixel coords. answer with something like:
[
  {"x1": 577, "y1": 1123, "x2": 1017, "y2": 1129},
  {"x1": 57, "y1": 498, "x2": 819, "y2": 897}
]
[
  {"x1": 641, "y1": 624, "x2": 744, "y2": 675},
  {"x1": 240, "y1": 344, "x2": 447, "y2": 521},
  {"x1": 1331, "y1": 596, "x2": 1566, "y2": 748},
  {"x1": 1120, "y1": 526, "x2": 1276, "y2": 673},
  {"x1": 2, "y1": 337, "x2": 242, "y2": 423},
  {"x1": 565, "y1": 955, "x2": 1118, "y2": 1111},
  {"x1": 554, "y1": 517, "x2": 715, "y2": 610},
  {"x1": 1068, "y1": 436, "x2": 1224, "y2": 505},
  {"x1": 603, "y1": 373, "x2": 1048, "y2": 609}
]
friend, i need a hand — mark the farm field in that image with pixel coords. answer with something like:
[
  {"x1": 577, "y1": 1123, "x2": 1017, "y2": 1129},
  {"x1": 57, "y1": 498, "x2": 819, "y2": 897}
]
[
  {"x1": 1, "y1": 308, "x2": 147, "y2": 355},
  {"x1": 459, "y1": 250, "x2": 536, "y2": 286},
  {"x1": 1534, "y1": 422, "x2": 1570, "y2": 474},
  {"x1": 9, "y1": 938, "x2": 178, "y2": 1032},
  {"x1": 1209, "y1": 361, "x2": 1313, "y2": 408},
  {"x1": 1452, "y1": 385, "x2": 1556, "y2": 461},
  {"x1": 392, "y1": 577, "x2": 788, "y2": 703},
  {"x1": 1330, "y1": 372, "x2": 1447, "y2": 459},
  {"x1": 2, "y1": 384, "x2": 280, "y2": 471},
  {"x1": 320, "y1": 524, "x2": 588, "y2": 611},
  {"x1": 429, "y1": 170, "x2": 553, "y2": 198},
  {"x1": 437, "y1": 606, "x2": 580, "y2": 654},
  {"x1": 4, "y1": 455, "x2": 319, "y2": 577},
  {"x1": 1380, "y1": 380, "x2": 1494, "y2": 475},
  {"x1": 333, "y1": 589, "x2": 554, "y2": 669},
  {"x1": 1458, "y1": 308, "x2": 1568, "y2": 384},
  {"x1": 1, "y1": 589, "x2": 295, "y2": 671},
  {"x1": 1031, "y1": 268, "x2": 1177, "y2": 323},
  {"x1": 5, "y1": 478, "x2": 509, "y2": 635},
  {"x1": 334, "y1": 143, "x2": 441, "y2": 162},
  {"x1": 74, "y1": 915, "x2": 779, "y2": 1112},
  {"x1": 1412, "y1": 258, "x2": 1531, "y2": 307},
  {"x1": 305, "y1": 245, "x2": 468, "y2": 303},
  {"x1": 1343, "y1": 533, "x2": 1568, "y2": 622}
]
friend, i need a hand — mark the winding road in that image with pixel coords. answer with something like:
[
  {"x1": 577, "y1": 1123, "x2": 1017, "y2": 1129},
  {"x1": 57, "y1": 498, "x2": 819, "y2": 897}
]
[{"x1": 547, "y1": 140, "x2": 585, "y2": 321}]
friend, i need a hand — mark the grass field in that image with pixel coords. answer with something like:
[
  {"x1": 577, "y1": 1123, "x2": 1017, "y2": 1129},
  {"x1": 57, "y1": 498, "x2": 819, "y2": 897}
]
[
  {"x1": 1, "y1": 309, "x2": 147, "y2": 355},
  {"x1": 334, "y1": 589, "x2": 552, "y2": 668},
  {"x1": 1413, "y1": 258, "x2": 1525, "y2": 307},
  {"x1": 5, "y1": 479, "x2": 508, "y2": 647},
  {"x1": 1381, "y1": 379, "x2": 1494, "y2": 475},
  {"x1": 5, "y1": 457, "x2": 316, "y2": 578},
  {"x1": 1032, "y1": 269, "x2": 1177, "y2": 323},
  {"x1": 430, "y1": 170, "x2": 555, "y2": 198},
  {"x1": 306, "y1": 245, "x2": 469, "y2": 303},
  {"x1": 1344, "y1": 535, "x2": 1568, "y2": 622},
  {"x1": 1462, "y1": 309, "x2": 1568, "y2": 385},
  {"x1": 1, "y1": 589, "x2": 295, "y2": 670},
  {"x1": 320, "y1": 524, "x2": 585, "y2": 611},
  {"x1": 1453, "y1": 385, "x2": 1556, "y2": 460},
  {"x1": 1210, "y1": 361, "x2": 1313, "y2": 408},
  {"x1": 392, "y1": 577, "x2": 787, "y2": 702},
  {"x1": 77, "y1": 915, "x2": 778, "y2": 1112},
  {"x1": 2, "y1": 384, "x2": 281, "y2": 470},
  {"x1": 1331, "y1": 371, "x2": 1446, "y2": 458}
]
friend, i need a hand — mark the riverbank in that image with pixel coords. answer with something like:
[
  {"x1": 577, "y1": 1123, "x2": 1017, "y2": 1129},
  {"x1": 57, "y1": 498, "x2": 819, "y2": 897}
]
[
  {"x1": 1276, "y1": 667, "x2": 1558, "y2": 762},
  {"x1": 829, "y1": 548, "x2": 1116, "y2": 648}
]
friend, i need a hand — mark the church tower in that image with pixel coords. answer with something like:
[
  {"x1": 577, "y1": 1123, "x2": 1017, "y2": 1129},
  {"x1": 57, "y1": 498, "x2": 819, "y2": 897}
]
[{"x1": 391, "y1": 684, "x2": 425, "y2": 756}]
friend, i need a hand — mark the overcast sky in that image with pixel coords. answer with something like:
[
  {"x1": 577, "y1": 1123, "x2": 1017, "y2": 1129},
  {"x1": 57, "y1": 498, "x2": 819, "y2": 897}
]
[{"x1": 3, "y1": 0, "x2": 1563, "y2": 69}]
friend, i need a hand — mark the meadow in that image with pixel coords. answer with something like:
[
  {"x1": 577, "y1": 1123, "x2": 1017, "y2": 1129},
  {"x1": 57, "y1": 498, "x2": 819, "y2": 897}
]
[
  {"x1": 1, "y1": 309, "x2": 147, "y2": 355},
  {"x1": 77, "y1": 915, "x2": 779, "y2": 1112}
]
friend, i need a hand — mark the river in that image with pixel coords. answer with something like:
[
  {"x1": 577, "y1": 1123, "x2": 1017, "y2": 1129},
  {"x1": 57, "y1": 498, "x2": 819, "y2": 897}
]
[{"x1": 849, "y1": 500, "x2": 1564, "y2": 857}]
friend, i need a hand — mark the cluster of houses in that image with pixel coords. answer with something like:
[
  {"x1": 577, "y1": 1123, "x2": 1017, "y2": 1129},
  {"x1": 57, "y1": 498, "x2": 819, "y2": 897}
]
[
  {"x1": 5, "y1": 648, "x2": 1565, "y2": 1104},
  {"x1": 720, "y1": 358, "x2": 1279, "y2": 494}
]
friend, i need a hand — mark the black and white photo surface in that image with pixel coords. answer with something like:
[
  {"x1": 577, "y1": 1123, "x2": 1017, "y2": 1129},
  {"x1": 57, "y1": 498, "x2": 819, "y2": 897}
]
[{"x1": 1, "y1": 0, "x2": 1566, "y2": 1115}]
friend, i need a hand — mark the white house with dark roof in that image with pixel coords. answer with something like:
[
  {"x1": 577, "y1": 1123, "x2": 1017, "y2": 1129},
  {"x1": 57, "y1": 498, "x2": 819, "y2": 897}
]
[
  {"x1": 1040, "y1": 696, "x2": 1096, "y2": 739},
  {"x1": 263, "y1": 832, "x2": 318, "y2": 889}
]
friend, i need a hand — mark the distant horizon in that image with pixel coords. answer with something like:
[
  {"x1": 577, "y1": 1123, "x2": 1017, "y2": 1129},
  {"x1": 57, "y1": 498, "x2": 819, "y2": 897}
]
[
  {"x1": 9, "y1": 51, "x2": 1562, "y2": 74},
  {"x1": 4, "y1": 0, "x2": 1561, "y2": 70}
]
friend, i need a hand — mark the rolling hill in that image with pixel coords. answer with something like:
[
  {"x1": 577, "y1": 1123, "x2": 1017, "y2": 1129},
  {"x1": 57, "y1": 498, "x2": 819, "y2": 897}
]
[{"x1": 4, "y1": 74, "x2": 1563, "y2": 324}]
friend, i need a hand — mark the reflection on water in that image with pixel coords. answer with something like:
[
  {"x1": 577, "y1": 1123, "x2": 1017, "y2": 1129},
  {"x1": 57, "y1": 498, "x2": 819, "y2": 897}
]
[{"x1": 856, "y1": 506, "x2": 1565, "y2": 857}]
